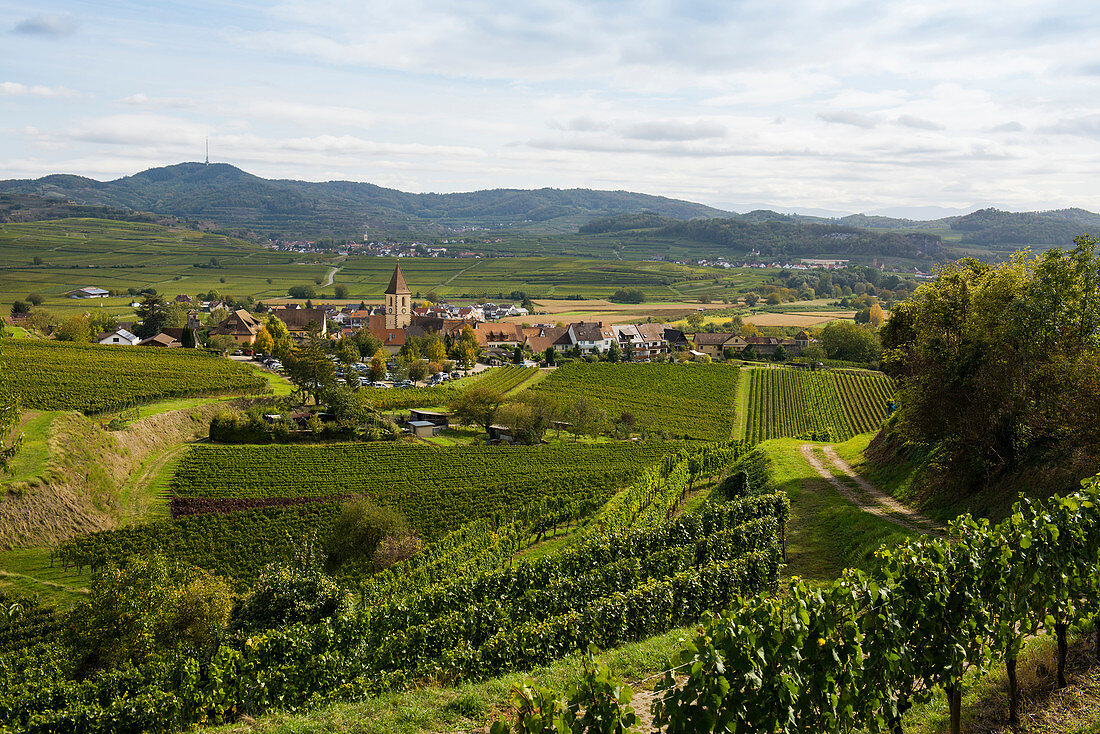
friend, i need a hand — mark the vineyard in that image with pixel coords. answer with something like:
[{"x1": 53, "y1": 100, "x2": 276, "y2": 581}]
[
  {"x1": 0, "y1": 340, "x2": 268, "y2": 414},
  {"x1": 10, "y1": 451, "x2": 789, "y2": 731},
  {"x1": 527, "y1": 362, "x2": 741, "y2": 440},
  {"x1": 167, "y1": 442, "x2": 673, "y2": 536},
  {"x1": 743, "y1": 366, "x2": 895, "y2": 443},
  {"x1": 360, "y1": 365, "x2": 539, "y2": 410}
]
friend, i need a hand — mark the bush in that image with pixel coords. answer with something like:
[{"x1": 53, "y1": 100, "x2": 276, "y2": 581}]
[
  {"x1": 233, "y1": 550, "x2": 342, "y2": 633},
  {"x1": 327, "y1": 497, "x2": 410, "y2": 567},
  {"x1": 372, "y1": 532, "x2": 423, "y2": 570}
]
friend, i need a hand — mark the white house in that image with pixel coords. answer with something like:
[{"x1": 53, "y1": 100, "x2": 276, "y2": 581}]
[{"x1": 98, "y1": 328, "x2": 140, "y2": 346}]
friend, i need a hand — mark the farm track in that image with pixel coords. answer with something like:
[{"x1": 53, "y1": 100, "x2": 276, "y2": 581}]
[
  {"x1": 322, "y1": 255, "x2": 346, "y2": 287},
  {"x1": 800, "y1": 444, "x2": 943, "y2": 535}
]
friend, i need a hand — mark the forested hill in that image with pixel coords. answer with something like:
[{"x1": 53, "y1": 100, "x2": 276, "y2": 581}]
[
  {"x1": 660, "y1": 218, "x2": 944, "y2": 261},
  {"x1": 0, "y1": 163, "x2": 730, "y2": 239}
]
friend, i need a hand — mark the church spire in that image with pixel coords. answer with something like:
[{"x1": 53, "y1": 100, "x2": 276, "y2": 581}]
[{"x1": 385, "y1": 263, "x2": 410, "y2": 295}]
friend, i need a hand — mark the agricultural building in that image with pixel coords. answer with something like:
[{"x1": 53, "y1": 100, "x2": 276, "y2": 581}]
[
  {"x1": 98, "y1": 328, "x2": 140, "y2": 346},
  {"x1": 65, "y1": 286, "x2": 109, "y2": 298},
  {"x1": 408, "y1": 420, "x2": 443, "y2": 437},
  {"x1": 408, "y1": 409, "x2": 450, "y2": 428}
]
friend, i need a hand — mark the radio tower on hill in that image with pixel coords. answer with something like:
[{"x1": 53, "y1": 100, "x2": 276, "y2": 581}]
[{"x1": 204, "y1": 138, "x2": 209, "y2": 166}]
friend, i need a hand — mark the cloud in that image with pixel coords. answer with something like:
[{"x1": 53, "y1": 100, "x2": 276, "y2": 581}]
[
  {"x1": 120, "y1": 93, "x2": 199, "y2": 109},
  {"x1": 0, "y1": 81, "x2": 72, "y2": 97},
  {"x1": 989, "y1": 121, "x2": 1025, "y2": 133},
  {"x1": 1040, "y1": 115, "x2": 1100, "y2": 138},
  {"x1": 895, "y1": 115, "x2": 945, "y2": 131},
  {"x1": 551, "y1": 116, "x2": 609, "y2": 132},
  {"x1": 12, "y1": 14, "x2": 76, "y2": 37},
  {"x1": 621, "y1": 120, "x2": 727, "y2": 141},
  {"x1": 817, "y1": 111, "x2": 877, "y2": 129}
]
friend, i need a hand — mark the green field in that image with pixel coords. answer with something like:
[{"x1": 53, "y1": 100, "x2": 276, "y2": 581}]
[
  {"x1": 0, "y1": 339, "x2": 268, "y2": 413},
  {"x1": 527, "y1": 362, "x2": 741, "y2": 440},
  {"x1": 743, "y1": 366, "x2": 895, "y2": 442},
  {"x1": 169, "y1": 442, "x2": 674, "y2": 536}
]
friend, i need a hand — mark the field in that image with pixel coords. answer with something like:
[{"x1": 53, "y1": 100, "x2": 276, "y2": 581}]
[
  {"x1": 168, "y1": 442, "x2": 674, "y2": 537},
  {"x1": 744, "y1": 310, "x2": 857, "y2": 327},
  {"x1": 527, "y1": 362, "x2": 741, "y2": 440},
  {"x1": 0, "y1": 339, "x2": 268, "y2": 413},
  {"x1": 742, "y1": 366, "x2": 895, "y2": 442}
]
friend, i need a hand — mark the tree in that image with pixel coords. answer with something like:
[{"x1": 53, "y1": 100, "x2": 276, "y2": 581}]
[
  {"x1": 10, "y1": 301, "x2": 29, "y2": 315},
  {"x1": 336, "y1": 337, "x2": 361, "y2": 387},
  {"x1": 369, "y1": 349, "x2": 388, "y2": 381},
  {"x1": 207, "y1": 334, "x2": 237, "y2": 355},
  {"x1": 513, "y1": 345, "x2": 524, "y2": 364},
  {"x1": 26, "y1": 293, "x2": 43, "y2": 306},
  {"x1": 135, "y1": 293, "x2": 170, "y2": 338},
  {"x1": 685, "y1": 312, "x2": 704, "y2": 330},
  {"x1": 425, "y1": 336, "x2": 447, "y2": 364},
  {"x1": 264, "y1": 314, "x2": 293, "y2": 359},
  {"x1": 288, "y1": 285, "x2": 317, "y2": 300},
  {"x1": 284, "y1": 328, "x2": 336, "y2": 404},
  {"x1": 55, "y1": 316, "x2": 93, "y2": 342},
  {"x1": 609, "y1": 288, "x2": 646, "y2": 304},
  {"x1": 448, "y1": 386, "x2": 504, "y2": 433},
  {"x1": 568, "y1": 397, "x2": 606, "y2": 441},
  {"x1": 252, "y1": 328, "x2": 274, "y2": 355},
  {"x1": 821, "y1": 321, "x2": 880, "y2": 363},
  {"x1": 353, "y1": 330, "x2": 383, "y2": 359},
  {"x1": 334, "y1": 284, "x2": 349, "y2": 300},
  {"x1": 766, "y1": 293, "x2": 782, "y2": 305},
  {"x1": 881, "y1": 239, "x2": 1100, "y2": 477},
  {"x1": 607, "y1": 339, "x2": 621, "y2": 363},
  {"x1": 180, "y1": 328, "x2": 196, "y2": 348},
  {"x1": 772, "y1": 345, "x2": 788, "y2": 362},
  {"x1": 868, "y1": 302, "x2": 885, "y2": 328},
  {"x1": 408, "y1": 360, "x2": 429, "y2": 383},
  {"x1": 544, "y1": 346, "x2": 556, "y2": 366}
]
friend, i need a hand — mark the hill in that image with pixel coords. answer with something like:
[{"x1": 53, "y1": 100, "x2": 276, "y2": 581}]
[{"x1": 0, "y1": 163, "x2": 730, "y2": 240}]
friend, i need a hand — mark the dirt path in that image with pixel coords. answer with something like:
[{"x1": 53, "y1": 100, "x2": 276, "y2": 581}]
[
  {"x1": 799, "y1": 444, "x2": 943, "y2": 535},
  {"x1": 0, "y1": 569, "x2": 89, "y2": 595},
  {"x1": 322, "y1": 255, "x2": 346, "y2": 288}
]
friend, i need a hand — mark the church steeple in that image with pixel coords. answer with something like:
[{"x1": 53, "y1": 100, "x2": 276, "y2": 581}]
[{"x1": 385, "y1": 263, "x2": 411, "y2": 329}]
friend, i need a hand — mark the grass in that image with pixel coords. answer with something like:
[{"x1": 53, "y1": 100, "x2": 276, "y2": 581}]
[
  {"x1": 757, "y1": 437, "x2": 915, "y2": 581},
  {"x1": 2, "y1": 410, "x2": 56, "y2": 485},
  {"x1": 0, "y1": 547, "x2": 91, "y2": 606}
]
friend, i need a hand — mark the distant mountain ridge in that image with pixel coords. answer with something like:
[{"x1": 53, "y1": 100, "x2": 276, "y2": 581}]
[{"x1": 0, "y1": 162, "x2": 730, "y2": 239}]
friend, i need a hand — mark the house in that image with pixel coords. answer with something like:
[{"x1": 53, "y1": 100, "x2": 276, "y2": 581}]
[
  {"x1": 408, "y1": 409, "x2": 450, "y2": 428},
  {"x1": 636, "y1": 322, "x2": 673, "y2": 359},
  {"x1": 98, "y1": 328, "x2": 140, "y2": 346},
  {"x1": 385, "y1": 264, "x2": 412, "y2": 330},
  {"x1": 487, "y1": 424, "x2": 515, "y2": 443},
  {"x1": 523, "y1": 326, "x2": 569, "y2": 355},
  {"x1": 210, "y1": 309, "x2": 264, "y2": 345},
  {"x1": 270, "y1": 307, "x2": 328, "y2": 337},
  {"x1": 408, "y1": 420, "x2": 443, "y2": 438},
  {"x1": 567, "y1": 322, "x2": 616, "y2": 354},
  {"x1": 138, "y1": 332, "x2": 181, "y2": 348},
  {"x1": 471, "y1": 322, "x2": 524, "y2": 348},
  {"x1": 66, "y1": 287, "x2": 109, "y2": 299},
  {"x1": 174, "y1": 294, "x2": 192, "y2": 303},
  {"x1": 692, "y1": 332, "x2": 738, "y2": 361}
]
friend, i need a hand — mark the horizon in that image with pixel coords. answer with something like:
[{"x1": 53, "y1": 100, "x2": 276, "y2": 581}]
[
  {"x1": 1, "y1": 158, "x2": 1062, "y2": 221},
  {"x1": 4, "y1": 1, "x2": 1100, "y2": 215}
]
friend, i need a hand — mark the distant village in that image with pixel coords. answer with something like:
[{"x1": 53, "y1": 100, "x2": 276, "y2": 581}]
[{"x1": 55, "y1": 264, "x2": 814, "y2": 364}]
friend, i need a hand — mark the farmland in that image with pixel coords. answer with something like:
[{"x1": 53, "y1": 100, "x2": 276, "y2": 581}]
[
  {"x1": 742, "y1": 366, "x2": 895, "y2": 442},
  {"x1": 0, "y1": 339, "x2": 268, "y2": 413},
  {"x1": 527, "y1": 362, "x2": 741, "y2": 440},
  {"x1": 168, "y1": 441, "x2": 674, "y2": 536}
]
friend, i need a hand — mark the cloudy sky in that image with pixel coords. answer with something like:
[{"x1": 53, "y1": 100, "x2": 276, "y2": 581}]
[{"x1": 3, "y1": 0, "x2": 1100, "y2": 216}]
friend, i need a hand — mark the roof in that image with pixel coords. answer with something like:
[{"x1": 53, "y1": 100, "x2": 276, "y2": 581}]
[
  {"x1": 636, "y1": 322, "x2": 669, "y2": 341},
  {"x1": 67, "y1": 286, "x2": 109, "y2": 296},
  {"x1": 211, "y1": 309, "x2": 263, "y2": 337},
  {"x1": 138, "y1": 333, "x2": 181, "y2": 347},
  {"x1": 570, "y1": 322, "x2": 607, "y2": 342},
  {"x1": 271, "y1": 307, "x2": 327, "y2": 332},
  {"x1": 385, "y1": 264, "x2": 411, "y2": 295},
  {"x1": 523, "y1": 326, "x2": 568, "y2": 353},
  {"x1": 693, "y1": 332, "x2": 737, "y2": 346},
  {"x1": 473, "y1": 322, "x2": 523, "y2": 346},
  {"x1": 408, "y1": 421, "x2": 436, "y2": 428},
  {"x1": 98, "y1": 328, "x2": 138, "y2": 342}
]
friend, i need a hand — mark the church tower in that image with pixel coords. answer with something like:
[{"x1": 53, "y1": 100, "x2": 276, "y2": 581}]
[{"x1": 385, "y1": 263, "x2": 411, "y2": 330}]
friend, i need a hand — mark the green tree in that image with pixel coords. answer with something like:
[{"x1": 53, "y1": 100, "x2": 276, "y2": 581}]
[
  {"x1": 284, "y1": 327, "x2": 336, "y2": 404},
  {"x1": 135, "y1": 293, "x2": 170, "y2": 338},
  {"x1": 821, "y1": 321, "x2": 880, "y2": 363},
  {"x1": 326, "y1": 497, "x2": 409, "y2": 568},
  {"x1": 265, "y1": 314, "x2": 293, "y2": 359},
  {"x1": 607, "y1": 339, "x2": 621, "y2": 363},
  {"x1": 55, "y1": 315, "x2": 93, "y2": 342},
  {"x1": 448, "y1": 386, "x2": 504, "y2": 433},
  {"x1": 333, "y1": 284, "x2": 349, "y2": 300},
  {"x1": 567, "y1": 396, "x2": 606, "y2": 441},
  {"x1": 0, "y1": 381, "x2": 21, "y2": 475}
]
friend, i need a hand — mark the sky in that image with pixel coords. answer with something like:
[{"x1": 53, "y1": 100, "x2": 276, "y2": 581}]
[{"x1": 3, "y1": 0, "x2": 1100, "y2": 217}]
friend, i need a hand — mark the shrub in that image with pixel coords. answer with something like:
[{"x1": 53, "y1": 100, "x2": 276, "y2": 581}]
[{"x1": 327, "y1": 497, "x2": 410, "y2": 567}]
